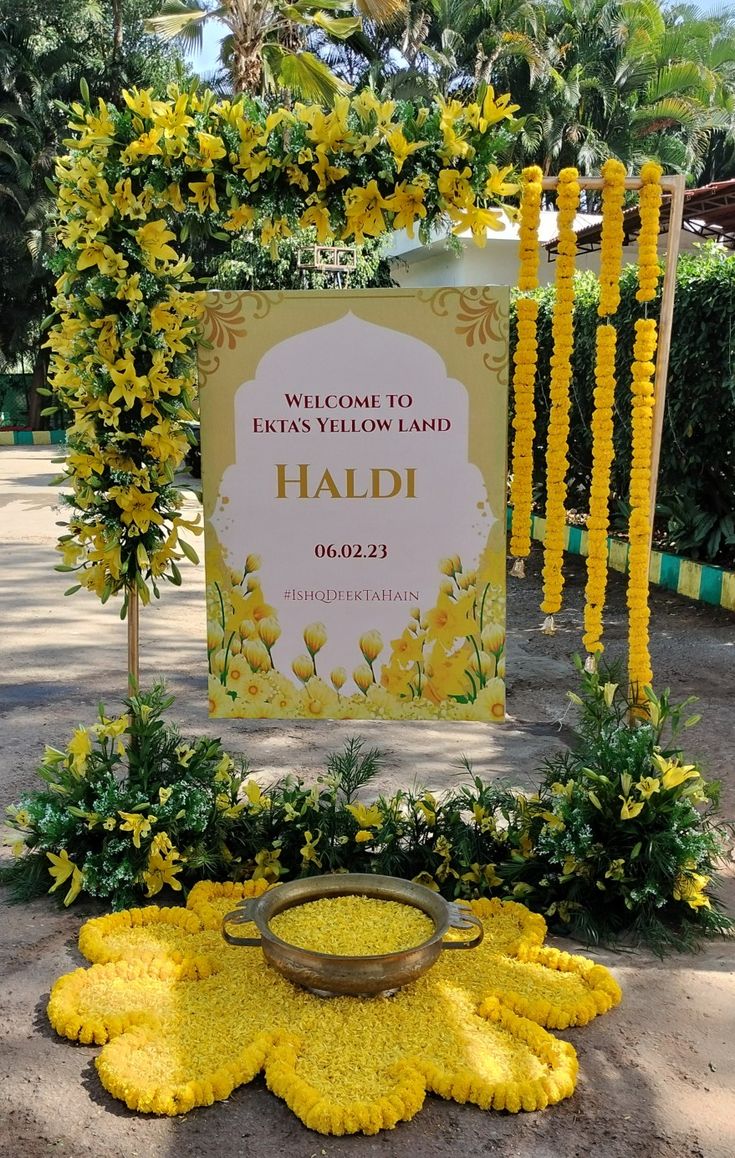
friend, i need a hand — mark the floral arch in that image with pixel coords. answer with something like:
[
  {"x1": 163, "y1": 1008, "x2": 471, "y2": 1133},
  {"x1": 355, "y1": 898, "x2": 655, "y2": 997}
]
[{"x1": 48, "y1": 84, "x2": 520, "y2": 618}]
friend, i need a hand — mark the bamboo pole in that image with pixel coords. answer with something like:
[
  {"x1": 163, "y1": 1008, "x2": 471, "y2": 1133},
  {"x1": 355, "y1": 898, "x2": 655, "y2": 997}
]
[
  {"x1": 540, "y1": 176, "x2": 680, "y2": 191},
  {"x1": 127, "y1": 583, "x2": 140, "y2": 692},
  {"x1": 648, "y1": 174, "x2": 686, "y2": 536}
]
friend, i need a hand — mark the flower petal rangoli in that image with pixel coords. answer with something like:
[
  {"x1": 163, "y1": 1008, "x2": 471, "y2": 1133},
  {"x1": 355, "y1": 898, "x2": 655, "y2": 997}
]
[{"x1": 48, "y1": 881, "x2": 621, "y2": 1134}]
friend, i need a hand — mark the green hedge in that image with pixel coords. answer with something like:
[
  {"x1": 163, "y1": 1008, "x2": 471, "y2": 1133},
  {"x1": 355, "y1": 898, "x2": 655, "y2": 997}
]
[{"x1": 511, "y1": 243, "x2": 735, "y2": 566}]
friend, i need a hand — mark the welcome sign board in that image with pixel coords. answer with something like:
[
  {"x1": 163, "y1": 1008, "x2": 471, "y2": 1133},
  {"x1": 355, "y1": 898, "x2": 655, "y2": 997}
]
[{"x1": 199, "y1": 288, "x2": 508, "y2": 722}]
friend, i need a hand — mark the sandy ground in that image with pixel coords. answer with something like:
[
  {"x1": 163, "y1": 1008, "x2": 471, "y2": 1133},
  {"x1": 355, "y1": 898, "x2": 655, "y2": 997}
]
[{"x1": 1, "y1": 445, "x2": 734, "y2": 1158}]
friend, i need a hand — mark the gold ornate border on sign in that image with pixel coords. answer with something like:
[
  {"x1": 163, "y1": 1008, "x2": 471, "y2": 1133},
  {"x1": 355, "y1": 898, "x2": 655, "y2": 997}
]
[
  {"x1": 199, "y1": 292, "x2": 285, "y2": 388},
  {"x1": 418, "y1": 287, "x2": 509, "y2": 377}
]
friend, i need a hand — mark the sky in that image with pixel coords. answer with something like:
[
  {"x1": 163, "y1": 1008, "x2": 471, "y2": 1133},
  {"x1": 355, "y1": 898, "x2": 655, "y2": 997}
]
[{"x1": 186, "y1": 19, "x2": 225, "y2": 78}]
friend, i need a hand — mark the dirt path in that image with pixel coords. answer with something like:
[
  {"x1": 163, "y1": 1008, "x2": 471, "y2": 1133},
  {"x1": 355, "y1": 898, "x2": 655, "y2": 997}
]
[{"x1": 1, "y1": 446, "x2": 734, "y2": 1158}]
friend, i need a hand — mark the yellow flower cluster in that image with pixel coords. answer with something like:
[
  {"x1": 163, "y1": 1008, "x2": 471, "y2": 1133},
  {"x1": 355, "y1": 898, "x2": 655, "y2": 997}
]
[
  {"x1": 206, "y1": 549, "x2": 506, "y2": 721},
  {"x1": 47, "y1": 881, "x2": 620, "y2": 1133},
  {"x1": 583, "y1": 324, "x2": 618, "y2": 654},
  {"x1": 510, "y1": 166, "x2": 543, "y2": 563},
  {"x1": 51, "y1": 86, "x2": 520, "y2": 610},
  {"x1": 636, "y1": 161, "x2": 663, "y2": 301},
  {"x1": 541, "y1": 168, "x2": 580, "y2": 617},
  {"x1": 627, "y1": 318, "x2": 658, "y2": 694}
]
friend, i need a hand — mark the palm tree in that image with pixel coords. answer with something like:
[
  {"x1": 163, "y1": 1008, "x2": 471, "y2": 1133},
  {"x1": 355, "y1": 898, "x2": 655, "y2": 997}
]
[
  {"x1": 311, "y1": 0, "x2": 547, "y2": 101},
  {"x1": 507, "y1": 0, "x2": 735, "y2": 179},
  {"x1": 145, "y1": 0, "x2": 406, "y2": 99},
  {"x1": 417, "y1": 0, "x2": 546, "y2": 97}
]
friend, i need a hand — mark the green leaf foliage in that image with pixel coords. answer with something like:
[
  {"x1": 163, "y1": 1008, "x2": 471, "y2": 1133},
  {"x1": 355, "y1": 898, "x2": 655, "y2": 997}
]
[{"x1": 2, "y1": 677, "x2": 730, "y2": 953}]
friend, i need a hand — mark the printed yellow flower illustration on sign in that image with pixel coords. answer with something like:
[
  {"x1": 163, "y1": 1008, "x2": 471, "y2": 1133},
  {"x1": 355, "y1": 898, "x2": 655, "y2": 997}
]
[
  {"x1": 48, "y1": 881, "x2": 621, "y2": 1134},
  {"x1": 206, "y1": 551, "x2": 506, "y2": 720}
]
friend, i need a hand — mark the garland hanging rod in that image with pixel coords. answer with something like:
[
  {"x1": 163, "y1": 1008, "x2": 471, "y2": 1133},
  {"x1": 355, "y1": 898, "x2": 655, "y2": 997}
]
[{"x1": 540, "y1": 176, "x2": 683, "y2": 192}]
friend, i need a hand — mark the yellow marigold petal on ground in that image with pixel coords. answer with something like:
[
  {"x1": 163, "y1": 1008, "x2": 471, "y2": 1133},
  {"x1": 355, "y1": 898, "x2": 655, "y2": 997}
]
[
  {"x1": 270, "y1": 896, "x2": 434, "y2": 955},
  {"x1": 47, "y1": 885, "x2": 620, "y2": 1135}
]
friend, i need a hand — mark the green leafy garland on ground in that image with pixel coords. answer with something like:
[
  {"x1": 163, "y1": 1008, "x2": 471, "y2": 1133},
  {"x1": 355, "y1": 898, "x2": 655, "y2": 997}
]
[{"x1": 1, "y1": 674, "x2": 730, "y2": 950}]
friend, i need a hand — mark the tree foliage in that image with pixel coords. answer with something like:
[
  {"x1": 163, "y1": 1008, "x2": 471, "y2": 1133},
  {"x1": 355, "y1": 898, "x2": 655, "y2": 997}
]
[
  {"x1": 145, "y1": 0, "x2": 406, "y2": 98},
  {"x1": 316, "y1": 0, "x2": 735, "y2": 180}
]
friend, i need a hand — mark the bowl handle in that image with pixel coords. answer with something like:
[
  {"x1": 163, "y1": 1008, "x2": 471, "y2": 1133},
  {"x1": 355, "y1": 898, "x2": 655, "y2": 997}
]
[
  {"x1": 442, "y1": 902, "x2": 484, "y2": 950},
  {"x1": 222, "y1": 897, "x2": 262, "y2": 946}
]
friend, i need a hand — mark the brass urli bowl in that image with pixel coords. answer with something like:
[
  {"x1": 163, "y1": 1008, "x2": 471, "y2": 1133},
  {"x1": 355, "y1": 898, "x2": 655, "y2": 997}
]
[{"x1": 222, "y1": 872, "x2": 484, "y2": 997}]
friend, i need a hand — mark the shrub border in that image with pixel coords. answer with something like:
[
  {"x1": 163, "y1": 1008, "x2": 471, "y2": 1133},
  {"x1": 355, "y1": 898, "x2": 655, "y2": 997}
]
[{"x1": 508, "y1": 508, "x2": 735, "y2": 612}]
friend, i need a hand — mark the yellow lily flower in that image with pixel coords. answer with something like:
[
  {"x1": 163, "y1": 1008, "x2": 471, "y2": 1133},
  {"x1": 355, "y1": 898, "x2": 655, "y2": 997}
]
[
  {"x1": 300, "y1": 202, "x2": 332, "y2": 244},
  {"x1": 312, "y1": 149, "x2": 349, "y2": 191},
  {"x1": 243, "y1": 780, "x2": 271, "y2": 813},
  {"x1": 223, "y1": 204, "x2": 255, "y2": 234},
  {"x1": 619, "y1": 796, "x2": 645, "y2": 820},
  {"x1": 343, "y1": 180, "x2": 389, "y2": 242},
  {"x1": 437, "y1": 167, "x2": 474, "y2": 212},
  {"x1": 108, "y1": 486, "x2": 164, "y2": 535},
  {"x1": 385, "y1": 128, "x2": 426, "y2": 173},
  {"x1": 47, "y1": 850, "x2": 84, "y2": 906},
  {"x1": 299, "y1": 830, "x2": 322, "y2": 867},
  {"x1": 475, "y1": 86, "x2": 520, "y2": 129},
  {"x1": 451, "y1": 204, "x2": 504, "y2": 245},
  {"x1": 652, "y1": 754, "x2": 701, "y2": 790},
  {"x1": 107, "y1": 353, "x2": 150, "y2": 408},
  {"x1": 636, "y1": 777, "x2": 661, "y2": 799},
  {"x1": 188, "y1": 172, "x2": 220, "y2": 214},
  {"x1": 142, "y1": 849, "x2": 184, "y2": 898},
  {"x1": 484, "y1": 164, "x2": 519, "y2": 199},
  {"x1": 67, "y1": 728, "x2": 93, "y2": 776},
  {"x1": 673, "y1": 868, "x2": 711, "y2": 910},
  {"x1": 118, "y1": 811, "x2": 157, "y2": 849},
  {"x1": 346, "y1": 801, "x2": 382, "y2": 829},
  {"x1": 135, "y1": 219, "x2": 180, "y2": 267},
  {"x1": 384, "y1": 181, "x2": 427, "y2": 238}
]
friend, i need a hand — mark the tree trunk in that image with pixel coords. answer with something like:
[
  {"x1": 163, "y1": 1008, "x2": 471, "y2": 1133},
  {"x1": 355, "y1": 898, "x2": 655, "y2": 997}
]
[
  {"x1": 232, "y1": 33, "x2": 264, "y2": 94},
  {"x1": 112, "y1": 0, "x2": 124, "y2": 61},
  {"x1": 27, "y1": 346, "x2": 48, "y2": 430}
]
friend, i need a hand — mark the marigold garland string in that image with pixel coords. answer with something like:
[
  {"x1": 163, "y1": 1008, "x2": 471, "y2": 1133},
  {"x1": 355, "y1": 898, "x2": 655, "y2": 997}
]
[
  {"x1": 509, "y1": 165, "x2": 543, "y2": 576},
  {"x1": 47, "y1": 881, "x2": 621, "y2": 1134},
  {"x1": 540, "y1": 167, "x2": 580, "y2": 630},
  {"x1": 582, "y1": 158, "x2": 626, "y2": 662},
  {"x1": 627, "y1": 318, "x2": 658, "y2": 694},
  {"x1": 627, "y1": 161, "x2": 662, "y2": 695}
]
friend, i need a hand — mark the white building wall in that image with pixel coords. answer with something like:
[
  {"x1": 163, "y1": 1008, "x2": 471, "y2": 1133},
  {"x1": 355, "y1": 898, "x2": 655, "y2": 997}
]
[{"x1": 387, "y1": 212, "x2": 692, "y2": 291}]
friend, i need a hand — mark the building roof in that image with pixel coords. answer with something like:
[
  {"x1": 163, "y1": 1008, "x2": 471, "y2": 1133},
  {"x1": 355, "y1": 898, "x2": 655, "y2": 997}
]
[{"x1": 546, "y1": 178, "x2": 735, "y2": 255}]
